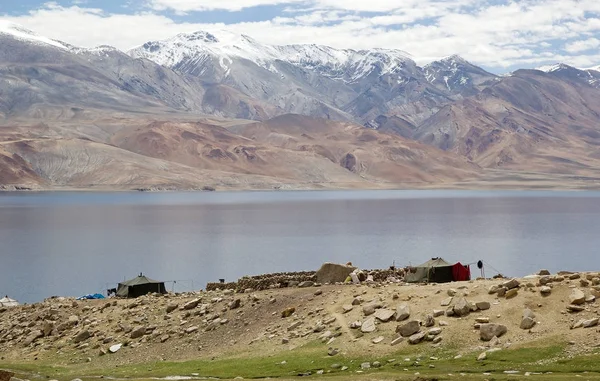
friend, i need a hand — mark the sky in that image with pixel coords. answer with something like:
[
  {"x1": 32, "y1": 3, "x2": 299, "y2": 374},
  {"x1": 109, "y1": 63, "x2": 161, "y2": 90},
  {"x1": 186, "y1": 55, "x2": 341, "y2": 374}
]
[{"x1": 2, "y1": 0, "x2": 600, "y2": 72}]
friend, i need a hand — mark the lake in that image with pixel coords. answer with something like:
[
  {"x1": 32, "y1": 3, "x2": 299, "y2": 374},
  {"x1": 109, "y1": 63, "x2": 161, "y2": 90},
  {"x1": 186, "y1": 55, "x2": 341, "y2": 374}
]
[{"x1": 1, "y1": 190, "x2": 600, "y2": 303}]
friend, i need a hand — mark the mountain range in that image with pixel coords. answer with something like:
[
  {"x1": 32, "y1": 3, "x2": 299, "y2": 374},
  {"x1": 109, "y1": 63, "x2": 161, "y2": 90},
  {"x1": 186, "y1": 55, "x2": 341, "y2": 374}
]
[{"x1": 1, "y1": 21, "x2": 600, "y2": 190}]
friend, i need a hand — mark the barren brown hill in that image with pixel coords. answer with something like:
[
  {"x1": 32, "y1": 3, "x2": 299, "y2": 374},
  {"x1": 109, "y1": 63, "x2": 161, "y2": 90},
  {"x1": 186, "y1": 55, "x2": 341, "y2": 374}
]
[{"x1": 415, "y1": 69, "x2": 600, "y2": 177}]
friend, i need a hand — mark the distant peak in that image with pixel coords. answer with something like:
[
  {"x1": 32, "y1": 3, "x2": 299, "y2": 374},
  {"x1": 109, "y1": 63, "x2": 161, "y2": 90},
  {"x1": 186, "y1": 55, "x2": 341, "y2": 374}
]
[
  {"x1": 440, "y1": 54, "x2": 469, "y2": 64},
  {"x1": 535, "y1": 63, "x2": 574, "y2": 73},
  {"x1": 0, "y1": 20, "x2": 68, "y2": 50},
  {"x1": 178, "y1": 30, "x2": 219, "y2": 43}
]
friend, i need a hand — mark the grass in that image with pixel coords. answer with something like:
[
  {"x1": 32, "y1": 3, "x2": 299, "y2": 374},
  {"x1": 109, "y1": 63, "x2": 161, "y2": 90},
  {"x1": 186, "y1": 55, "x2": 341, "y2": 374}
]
[{"x1": 3, "y1": 341, "x2": 600, "y2": 381}]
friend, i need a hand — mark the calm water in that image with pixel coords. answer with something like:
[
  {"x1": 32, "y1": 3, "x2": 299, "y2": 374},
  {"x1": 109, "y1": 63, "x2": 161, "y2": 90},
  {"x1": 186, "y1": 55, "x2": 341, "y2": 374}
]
[{"x1": 1, "y1": 190, "x2": 600, "y2": 303}]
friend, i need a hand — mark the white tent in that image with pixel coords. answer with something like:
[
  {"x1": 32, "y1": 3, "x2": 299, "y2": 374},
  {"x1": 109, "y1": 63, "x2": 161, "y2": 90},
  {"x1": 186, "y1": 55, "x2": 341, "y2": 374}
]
[{"x1": 0, "y1": 296, "x2": 19, "y2": 307}]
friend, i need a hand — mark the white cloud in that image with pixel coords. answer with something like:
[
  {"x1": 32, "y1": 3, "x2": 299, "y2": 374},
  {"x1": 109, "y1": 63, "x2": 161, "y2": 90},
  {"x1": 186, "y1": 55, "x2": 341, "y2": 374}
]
[
  {"x1": 564, "y1": 38, "x2": 600, "y2": 53},
  {"x1": 2, "y1": 0, "x2": 600, "y2": 71}
]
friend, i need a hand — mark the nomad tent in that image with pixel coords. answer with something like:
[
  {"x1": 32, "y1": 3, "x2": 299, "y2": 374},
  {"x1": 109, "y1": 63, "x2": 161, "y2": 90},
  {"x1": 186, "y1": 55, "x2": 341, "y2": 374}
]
[
  {"x1": 0, "y1": 296, "x2": 19, "y2": 307},
  {"x1": 405, "y1": 257, "x2": 471, "y2": 283},
  {"x1": 116, "y1": 274, "x2": 167, "y2": 298}
]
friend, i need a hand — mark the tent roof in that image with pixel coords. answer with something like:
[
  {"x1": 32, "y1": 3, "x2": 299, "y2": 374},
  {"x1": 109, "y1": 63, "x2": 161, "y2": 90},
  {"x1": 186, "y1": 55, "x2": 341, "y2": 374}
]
[
  {"x1": 119, "y1": 275, "x2": 164, "y2": 286},
  {"x1": 415, "y1": 257, "x2": 452, "y2": 268},
  {"x1": 0, "y1": 296, "x2": 19, "y2": 307}
]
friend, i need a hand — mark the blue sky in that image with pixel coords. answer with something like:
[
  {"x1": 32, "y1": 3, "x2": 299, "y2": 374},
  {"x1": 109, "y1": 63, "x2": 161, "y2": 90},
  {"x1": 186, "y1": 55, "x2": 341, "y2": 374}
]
[{"x1": 2, "y1": 0, "x2": 600, "y2": 72}]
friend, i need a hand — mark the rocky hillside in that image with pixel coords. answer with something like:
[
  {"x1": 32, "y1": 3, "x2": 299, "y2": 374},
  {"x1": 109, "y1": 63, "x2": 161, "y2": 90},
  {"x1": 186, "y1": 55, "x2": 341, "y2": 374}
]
[{"x1": 1, "y1": 270, "x2": 599, "y2": 378}]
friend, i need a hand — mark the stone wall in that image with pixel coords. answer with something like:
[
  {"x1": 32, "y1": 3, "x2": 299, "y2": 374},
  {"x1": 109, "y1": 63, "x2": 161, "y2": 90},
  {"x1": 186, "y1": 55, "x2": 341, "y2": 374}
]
[{"x1": 205, "y1": 267, "x2": 405, "y2": 291}]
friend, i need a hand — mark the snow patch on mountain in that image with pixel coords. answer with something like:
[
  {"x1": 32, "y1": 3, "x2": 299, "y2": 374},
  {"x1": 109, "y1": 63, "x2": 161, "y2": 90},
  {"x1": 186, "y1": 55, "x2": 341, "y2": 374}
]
[
  {"x1": 0, "y1": 21, "x2": 68, "y2": 50},
  {"x1": 128, "y1": 30, "x2": 414, "y2": 83}
]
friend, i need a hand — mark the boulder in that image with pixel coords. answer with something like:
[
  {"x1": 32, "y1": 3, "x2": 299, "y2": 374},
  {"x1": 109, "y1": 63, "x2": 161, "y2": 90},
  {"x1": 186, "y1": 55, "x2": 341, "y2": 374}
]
[
  {"x1": 130, "y1": 326, "x2": 146, "y2": 339},
  {"x1": 361, "y1": 317, "x2": 376, "y2": 333},
  {"x1": 523, "y1": 309, "x2": 536, "y2": 320},
  {"x1": 166, "y1": 303, "x2": 178, "y2": 313},
  {"x1": 520, "y1": 317, "x2": 536, "y2": 330},
  {"x1": 374, "y1": 309, "x2": 395, "y2": 323},
  {"x1": 505, "y1": 289, "x2": 518, "y2": 299},
  {"x1": 540, "y1": 286, "x2": 552, "y2": 295},
  {"x1": 569, "y1": 289, "x2": 586, "y2": 305},
  {"x1": 538, "y1": 269, "x2": 551, "y2": 276},
  {"x1": 396, "y1": 320, "x2": 420, "y2": 337},
  {"x1": 315, "y1": 263, "x2": 357, "y2": 284},
  {"x1": 497, "y1": 287, "x2": 507, "y2": 297},
  {"x1": 281, "y1": 307, "x2": 296, "y2": 318},
  {"x1": 363, "y1": 303, "x2": 379, "y2": 316},
  {"x1": 109, "y1": 343, "x2": 122, "y2": 353},
  {"x1": 22, "y1": 330, "x2": 44, "y2": 346},
  {"x1": 539, "y1": 276, "x2": 552, "y2": 285},
  {"x1": 480, "y1": 323, "x2": 507, "y2": 341},
  {"x1": 229, "y1": 298, "x2": 241, "y2": 309},
  {"x1": 583, "y1": 318, "x2": 599, "y2": 328},
  {"x1": 424, "y1": 314, "x2": 435, "y2": 327},
  {"x1": 73, "y1": 330, "x2": 91, "y2": 343},
  {"x1": 453, "y1": 298, "x2": 470, "y2": 317},
  {"x1": 183, "y1": 299, "x2": 201, "y2": 310},
  {"x1": 408, "y1": 332, "x2": 426, "y2": 344},
  {"x1": 440, "y1": 297, "x2": 453, "y2": 306},
  {"x1": 394, "y1": 303, "x2": 411, "y2": 321},
  {"x1": 502, "y1": 278, "x2": 520, "y2": 290}
]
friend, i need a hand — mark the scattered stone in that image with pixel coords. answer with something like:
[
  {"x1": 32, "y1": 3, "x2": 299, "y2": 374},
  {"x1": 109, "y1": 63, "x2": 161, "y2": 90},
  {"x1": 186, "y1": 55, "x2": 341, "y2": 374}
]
[
  {"x1": 477, "y1": 352, "x2": 487, "y2": 361},
  {"x1": 372, "y1": 336, "x2": 384, "y2": 344},
  {"x1": 183, "y1": 299, "x2": 201, "y2": 310},
  {"x1": 432, "y1": 336, "x2": 442, "y2": 344},
  {"x1": 432, "y1": 309, "x2": 444, "y2": 317},
  {"x1": 73, "y1": 330, "x2": 91, "y2": 343},
  {"x1": 166, "y1": 303, "x2": 178, "y2": 313},
  {"x1": 327, "y1": 347, "x2": 339, "y2": 356},
  {"x1": 540, "y1": 286, "x2": 552, "y2": 295},
  {"x1": 0, "y1": 371, "x2": 14, "y2": 381},
  {"x1": 374, "y1": 309, "x2": 395, "y2": 322},
  {"x1": 569, "y1": 273, "x2": 581, "y2": 280},
  {"x1": 567, "y1": 305, "x2": 585, "y2": 312},
  {"x1": 447, "y1": 289, "x2": 457, "y2": 296},
  {"x1": 502, "y1": 279, "x2": 520, "y2": 290},
  {"x1": 480, "y1": 323, "x2": 508, "y2": 341},
  {"x1": 360, "y1": 362, "x2": 370, "y2": 370},
  {"x1": 488, "y1": 285, "x2": 499, "y2": 294},
  {"x1": 288, "y1": 321, "x2": 302, "y2": 331},
  {"x1": 361, "y1": 317, "x2": 376, "y2": 333},
  {"x1": 408, "y1": 332, "x2": 426, "y2": 344},
  {"x1": 186, "y1": 326, "x2": 199, "y2": 334},
  {"x1": 352, "y1": 297, "x2": 363, "y2": 305},
  {"x1": 281, "y1": 337, "x2": 289, "y2": 344},
  {"x1": 440, "y1": 297, "x2": 453, "y2": 307},
  {"x1": 229, "y1": 299, "x2": 241, "y2": 309},
  {"x1": 281, "y1": 307, "x2": 296, "y2": 318},
  {"x1": 476, "y1": 317, "x2": 490, "y2": 324},
  {"x1": 342, "y1": 305, "x2": 353, "y2": 313},
  {"x1": 130, "y1": 327, "x2": 146, "y2": 339},
  {"x1": 372, "y1": 361, "x2": 381, "y2": 368},
  {"x1": 453, "y1": 298, "x2": 470, "y2": 317},
  {"x1": 315, "y1": 263, "x2": 356, "y2": 284},
  {"x1": 424, "y1": 314, "x2": 435, "y2": 327},
  {"x1": 109, "y1": 343, "x2": 122, "y2": 353},
  {"x1": 497, "y1": 287, "x2": 507, "y2": 297},
  {"x1": 363, "y1": 303, "x2": 380, "y2": 316},
  {"x1": 520, "y1": 317, "x2": 536, "y2": 330},
  {"x1": 569, "y1": 289, "x2": 586, "y2": 305},
  {"x1": 523, "y1": 309, "x2": 536, "y2": 320},
  {"x1": 539, "y1": 276, "x2": 552, "y2": 285},
  {"x1": 505, "y1": 289, "x2": 518, "y2": 299},
  {"x1": 350, "y1": 321, "x2": 362, "y2": 329},
  {"x1": 314, "y1": 289, "x2": 323, "y2": 296},
  {"x1": 298, "y1": 281, "x2": 314, "y2": 288},
  {"x1": 538, "y1": 269, "x2": 550, "y2": 276},
  {"x1": 428, "y1": 327, "x2": 442, "y2": 336},
  {"x1": 391, "y1": 336, "x2": 404, "y2": 346},
  {"x1": 395, "y1": 303, "x2": 411, "y2": 321},
  {"x1": 583, "y1": 318, "x2": 599, "y2": 328},
  {"x1": 476, "y1": 301, "x2": 491, "y2": 310},
  {"x1": 396, "y1": 320, "x2": 420, "y2": 337}
]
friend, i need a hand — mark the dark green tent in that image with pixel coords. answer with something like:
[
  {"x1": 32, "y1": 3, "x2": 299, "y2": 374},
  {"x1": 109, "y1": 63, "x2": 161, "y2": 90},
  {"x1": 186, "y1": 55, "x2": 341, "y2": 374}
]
[
  {"x1": 405, "y1": 257, "x2": 467, "y2": 283},
  {"x1": 116, "y1": 274, "x2": 166, "y2": 298}
]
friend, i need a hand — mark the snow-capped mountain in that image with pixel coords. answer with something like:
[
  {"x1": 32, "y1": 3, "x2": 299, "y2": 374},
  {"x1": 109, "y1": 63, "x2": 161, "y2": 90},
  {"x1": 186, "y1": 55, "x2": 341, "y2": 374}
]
[
  {"x1": 535, "y1": 63, "x2": 600, "y2": 88},
  {"x1": 423, "y1": 54, "x2": 497, "y2": 96},
  {"x1": 129, "y1": 30, "x2": 415, "y2": 85},
  {"x1": 0, "y1": 20, "x2": 69, "y2": 50}
]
